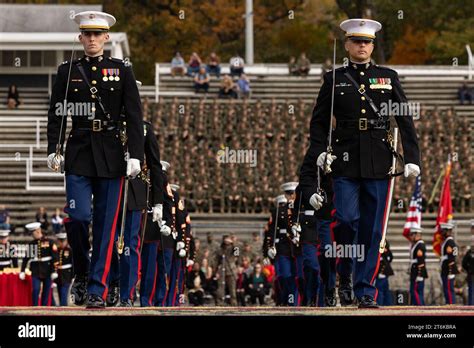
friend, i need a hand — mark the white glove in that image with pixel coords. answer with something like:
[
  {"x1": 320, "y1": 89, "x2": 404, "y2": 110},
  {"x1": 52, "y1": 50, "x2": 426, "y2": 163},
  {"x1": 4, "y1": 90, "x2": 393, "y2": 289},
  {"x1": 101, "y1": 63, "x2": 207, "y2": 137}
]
[
  {"x1": 267, "y1": 247, "x2": 277, "y2": 259},
  {"x1": 47, "y1": 153, "x2": 64, "y2": 172},
  {"x1": 19, "y1": 272, "x2": 26, "y2": 280},
  {"x1": 152, "y1": 204, "x2": 163, "y2": 224},
  {"x1": 186, "y1": 259, "x2": 194, "y2": 267},
  {"x1": 404, "y1": 163, "x2": 420, "y2": 178},
  {"x1": 178, "y1": 249, "x2": 186, "y2": 258},
  {"x1": 291, "y1": 224, "x2": 301, "y2": 235},
  {"x1": 415, "y1": 276, "x2": 424, "y2": 282},
  {"x1": 317, "y1": 152, "x2": 337, "y2": 170},
  {"x1": 160, "y1": 223, "x2": 171, "y2": 236},
  {"x1": 176, "y1": 241, "x2": 185, "y2": 251},
  {"x1": 309, "y1": 193, "x2": 324, "y2": 211},
  {"x1": 291, "y1": 233, "x2": 300, "y2": 245},
  {"x1": 51, "y1": 272, "x2": 58, "y2": 280},
  {"x1": 126, "y1": 158, "x2": 141, "y2": 178}
]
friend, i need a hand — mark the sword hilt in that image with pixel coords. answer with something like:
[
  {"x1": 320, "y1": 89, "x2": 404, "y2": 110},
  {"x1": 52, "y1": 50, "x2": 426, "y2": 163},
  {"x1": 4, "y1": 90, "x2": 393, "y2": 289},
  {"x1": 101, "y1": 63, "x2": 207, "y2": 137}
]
[{"x1": 117, "y1": 235, "x2": 125, "y2": 255}]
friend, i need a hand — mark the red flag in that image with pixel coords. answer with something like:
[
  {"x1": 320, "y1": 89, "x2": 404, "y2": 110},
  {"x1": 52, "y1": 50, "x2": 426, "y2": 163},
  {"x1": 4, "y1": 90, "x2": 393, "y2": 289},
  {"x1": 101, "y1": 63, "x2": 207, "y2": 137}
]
[{"x1": 432, "y1": 160, "x2": 453, "y2": 256}]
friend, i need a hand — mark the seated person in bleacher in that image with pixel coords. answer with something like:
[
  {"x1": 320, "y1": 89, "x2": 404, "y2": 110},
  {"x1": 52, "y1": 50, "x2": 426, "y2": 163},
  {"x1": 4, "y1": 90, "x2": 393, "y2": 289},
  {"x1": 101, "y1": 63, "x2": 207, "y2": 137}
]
[
  {"x1": 458, "y1": 82, "x2": 473, "y2": 104},
  {"x1": 171, "y1": 52, "x2": 186, "y2": 76},
  {"x1": 297, "y1": 52, "x2": 311, "y2": 76},
  {"x1": 206, "y1": 52, "x2": 221, "y2": 78},
  {"x1": 6, "y1": 84, "x2": 20, "y2": 109},
  {"x1": 237, "y1": 74, "x2": 251, "y2": 99},
  {"x1": 288, "y1": 56, "x2": 299, "y2": 75},
  {"x1": 0, "y1": 204, "x2": 11, "y2": 231},
  {"x1": 0, "y1": 228, "x2": 18, "y2": 271},
  {"x1": 218, "y1": 75, "x2": 238, "y2": 99},
  {"x1": 229, "y1": 53, "x2": 245, "y2": 77},
  {"x1": 194, "y1": 67, "x2": 210, "y2": 93},
  {"x1": 187, "y1": 52, "x2": 202, "y2": 76}
]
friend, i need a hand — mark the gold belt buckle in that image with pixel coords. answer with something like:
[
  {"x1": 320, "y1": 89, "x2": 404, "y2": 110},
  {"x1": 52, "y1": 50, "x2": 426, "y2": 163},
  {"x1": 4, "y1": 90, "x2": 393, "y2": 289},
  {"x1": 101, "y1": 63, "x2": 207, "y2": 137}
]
[
  {"x1": 92, "y1": 119, "x2": 102, "y2": 132},
  {"x1": 359, "y1": 118, "x2": 368, "y2": 130}
]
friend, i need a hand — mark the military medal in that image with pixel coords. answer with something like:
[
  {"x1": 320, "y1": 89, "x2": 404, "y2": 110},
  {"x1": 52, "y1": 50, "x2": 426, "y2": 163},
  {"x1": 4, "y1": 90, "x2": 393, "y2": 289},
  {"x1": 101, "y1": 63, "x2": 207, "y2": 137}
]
[
  {"x1": 369, "y1": 77, "x2": 392, "y2": 90},
  {"x1": 102, "y1": 69, "x2": 108, "y2": 81},
  {"x1": 115, "y1": 69, "x2": 120, "y2": 81}
]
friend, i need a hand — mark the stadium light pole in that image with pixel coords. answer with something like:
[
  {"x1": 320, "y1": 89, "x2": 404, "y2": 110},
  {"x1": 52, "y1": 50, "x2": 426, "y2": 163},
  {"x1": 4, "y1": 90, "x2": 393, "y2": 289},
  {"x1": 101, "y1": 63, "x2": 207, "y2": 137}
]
[{"x1": 245, "y1": 0, "x2": 254, "y2": 64}]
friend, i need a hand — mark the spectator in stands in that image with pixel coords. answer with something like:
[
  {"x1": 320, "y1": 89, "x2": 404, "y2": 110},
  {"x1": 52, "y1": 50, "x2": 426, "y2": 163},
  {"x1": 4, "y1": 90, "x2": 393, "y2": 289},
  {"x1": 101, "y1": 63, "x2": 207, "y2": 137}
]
[
  {"x1": 0, "y1": 204, "x2": 11, "y2": 231},
  {"x1": 236, "y1": 266, "x2": 248, "y2": 306},
  {"x1": 237, "y1": 74, "x2": 251, "y2": 99},
  {"x1": 51, "y1": 208, "x2": 64, "y2": 234},
  {"x1": 35, "y1": 207, "x2": 49, "y2": 232},
  {"x1": 321, "y1": 57, "x2": 333, "y2": 76},
  {"x1": 187, "y1": 52, "x2": 202, "y2": 77},
  {"x1": 458, "y1": 82, "x2": 473, "y2": 104},
  {"x1": 170, "y1": 52, "x2": 186, "y2": 77},
  {"x1": 6, "y1": 84, "x2": 20, "y2": 109},
  {"x1": 297, "y1": 52, "x2": 311, "y2": 76},
  {"x1": 206, "y1": 52, "x2": 221, "y2": 78},
  {"x1": 247, "y1": 263, "x2": 269, "y2": 305},
  {"x1": 229, "y1": 53, "x2": 245, "y2": 77},
  {"x1": 186, "y1": 261, "x2": 206, "y2": 306},
  {"x1": 288, "y1": 56, "x2": 299, "y2": 75},
  {"x1": 194, "y1": 67, "x2": 210, "y2": 93},
  {"x1": 218, "y1": 75, "x2": 238, "y2": 99}
]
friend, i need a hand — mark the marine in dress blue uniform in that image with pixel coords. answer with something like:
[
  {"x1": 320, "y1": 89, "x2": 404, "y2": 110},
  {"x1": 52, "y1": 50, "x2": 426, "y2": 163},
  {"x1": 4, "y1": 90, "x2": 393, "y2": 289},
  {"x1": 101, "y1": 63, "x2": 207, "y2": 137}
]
[
  {"x1": 20, "y1": 222, "x2": 58, "y2": 306},
  {"x1": 440, "y1": 222, "x2": 459, "y2": 304},
  {"x1": 0, "y1": 229, "x2": 18, "y2": 271},
  {"x1": 374, "y1": 240, "x2": 394, "y2": 306},
  {"x1": 305, "y1": 19, "x2": 421, "y2": 308},
  {"x1": 46, "y1": 11, "x2": 144, "y2": 308},
  {"x1": 408, "y1": 227, "x2": 428, "y2": 306},
  {"x1": 53, "y1": 232, "x2": 73, "y2": 306}
]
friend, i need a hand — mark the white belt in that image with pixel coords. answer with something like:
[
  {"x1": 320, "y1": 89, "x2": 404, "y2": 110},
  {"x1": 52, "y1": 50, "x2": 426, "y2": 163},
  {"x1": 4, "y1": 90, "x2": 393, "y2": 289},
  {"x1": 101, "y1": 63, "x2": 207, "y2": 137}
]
[
  {"x1": 378, "y1": 274, "x2": 387, "y2": 279},
  {"x1": 279, "y1": 229, "x2": 287, "y2": 234},
  {"x1": 275, "y1": 238, "x2": 280, "y2": 243},
  {"x1": 57, "y1": 264, "x2": 72, "y2": 269},
  {"x1": 410, "y1": 259, "x2": 417, "y2": 264},
  {"x1": 304, "y1": 210, "x2": 314, "y2": 216},
  {"x1": 33, "y1": 256, "x2": 52, "y2": 262},
  {"x1": 0, "y1": 260, "x2": 12, "y2": 266}
]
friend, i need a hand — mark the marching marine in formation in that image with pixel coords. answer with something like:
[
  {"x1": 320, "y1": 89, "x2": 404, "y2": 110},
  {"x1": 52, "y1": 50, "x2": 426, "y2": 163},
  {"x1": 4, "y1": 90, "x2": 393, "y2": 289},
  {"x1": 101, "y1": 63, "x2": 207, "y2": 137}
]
[
  {"x1": 54, "y1": 232, "x2": 73, "y2": 306},
  {"x1": 304, "y1": 18, "x2": 420, "y2": 308},
  {"x1": 408, "y1": 227, "x2": 428, "y2": 306},
  {"x1": 440, "y1": 222, "x2": 459, "y2": 304},
  {"x1": 47, "y1": 11, "x2": 144, "y2": 308}
]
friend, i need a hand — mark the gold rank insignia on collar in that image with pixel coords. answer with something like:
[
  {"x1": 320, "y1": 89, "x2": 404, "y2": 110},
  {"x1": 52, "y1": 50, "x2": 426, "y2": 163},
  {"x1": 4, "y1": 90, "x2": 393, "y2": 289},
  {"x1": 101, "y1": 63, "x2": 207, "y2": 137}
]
[{"x1": 369, "y1": 78, "x2": 392, "y2": 90}]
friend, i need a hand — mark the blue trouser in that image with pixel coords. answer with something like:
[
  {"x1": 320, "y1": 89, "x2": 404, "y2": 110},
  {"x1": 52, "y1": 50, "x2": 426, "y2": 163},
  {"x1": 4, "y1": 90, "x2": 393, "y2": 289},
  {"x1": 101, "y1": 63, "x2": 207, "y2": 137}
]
[
  {"x1": 332, "y1": 177, "x2": 389, "y2": 301},
  {"x1": 65, "y1": 175, "x2": 124, "y2": 299},
  {"x1": 410, "y1": 279, "x2": 425, "y2": 306},
  {"x1": 467, "y1": 277, "x2": 473, "y2": 305},
  {"x1": 302, "y1": 244, "x2": 320, "y2": 306},
  {"x1": 375, "y1": 276, "x2": 392, "y2": 306},
  {"x1": 154, "y1": 247, "x2": 173, "y2": 306},
  {"x1": 167, "y1": 255, "x2": 186, "y2": 306},
  {"x1": 140, "y1": 242, "x2": 158, "y2": 307},
  {"x1": 317, "y1": 219, "x2": 336, "y2": 307},
  {"x1": 32, "y1": 277, "x2": 52, "y2": 306},
  {"x1": 57, "y1": 283, "x2": 71, "y2": 306},
  {"x1": 442, "y1": 275, "x2": 456, "y2": 304},
  {"x1": 109, "y1": 209, "x2": 142, "y2": 301},
  {"x1": 295, "y1": 254, "x2": 304, "y2": 305},
  {"x1": 274, "y1": 255, "x2": 297, "y2": 306}
]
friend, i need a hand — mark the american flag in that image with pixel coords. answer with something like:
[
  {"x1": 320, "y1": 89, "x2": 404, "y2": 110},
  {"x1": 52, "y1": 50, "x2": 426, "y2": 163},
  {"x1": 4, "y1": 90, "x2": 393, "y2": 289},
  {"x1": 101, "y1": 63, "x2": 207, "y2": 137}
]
[{"x1": 403, "y1": 176, "x2": 422, "y2": 239}]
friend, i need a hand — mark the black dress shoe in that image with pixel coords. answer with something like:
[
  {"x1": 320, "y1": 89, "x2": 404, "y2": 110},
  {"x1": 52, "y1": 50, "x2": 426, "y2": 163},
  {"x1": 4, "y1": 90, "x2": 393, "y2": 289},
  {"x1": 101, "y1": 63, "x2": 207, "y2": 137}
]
[
  {"x1": 86, "y1": 294, "x2": 106, "y2": 309},
  {"x1": 325, "y1": 288, "x2": 337, "y2": 307},
  {"x1": 70, "y1": 275, "x2": 88, "y2": 306},
  {"x1": 338, "y1": 276, "x2": 354, "y2": 306},
  {"x1": 106, "y1": 281, "x2": 120, "y2": 307},
  {"x1": 118, "y1": 299, "x2": 133, "y2": 307},
  {"x1": 358, "y1": 295, "x2": 379, "y2": 308}
]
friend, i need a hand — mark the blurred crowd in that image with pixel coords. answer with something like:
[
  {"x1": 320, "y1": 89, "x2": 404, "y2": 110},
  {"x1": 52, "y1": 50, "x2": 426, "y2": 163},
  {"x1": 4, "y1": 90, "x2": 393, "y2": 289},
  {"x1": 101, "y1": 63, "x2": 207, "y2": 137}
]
[{"x1": 142, "y1": 99, "x2": 473, "y2": 214}]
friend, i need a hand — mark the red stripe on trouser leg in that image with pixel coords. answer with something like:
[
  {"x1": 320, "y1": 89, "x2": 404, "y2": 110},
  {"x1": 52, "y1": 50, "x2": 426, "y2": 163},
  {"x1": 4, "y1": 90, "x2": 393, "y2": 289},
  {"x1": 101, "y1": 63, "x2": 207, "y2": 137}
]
[
  {"x1": 370, "y1": 180, "x2": 392, "y2": 301},
  {"x1": 448, "y1": 278, "x2": 453, "y2": 304},
  {"x1": 149, "y1": 257, "x2": 158, "y2": 306},
  {"x1": 101, "y1": 177, "x2": 125, "y2": 299},
  {"x1": 414, "y1": 281, "x2": 420, "y2": 305}
]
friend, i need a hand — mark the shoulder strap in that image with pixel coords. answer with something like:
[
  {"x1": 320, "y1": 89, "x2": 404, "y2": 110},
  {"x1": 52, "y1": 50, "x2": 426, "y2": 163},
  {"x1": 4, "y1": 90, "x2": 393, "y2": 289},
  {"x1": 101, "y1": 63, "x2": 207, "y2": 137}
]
[{"x1": 76, "y1": 62, "x2": 111, "y2": 120}]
